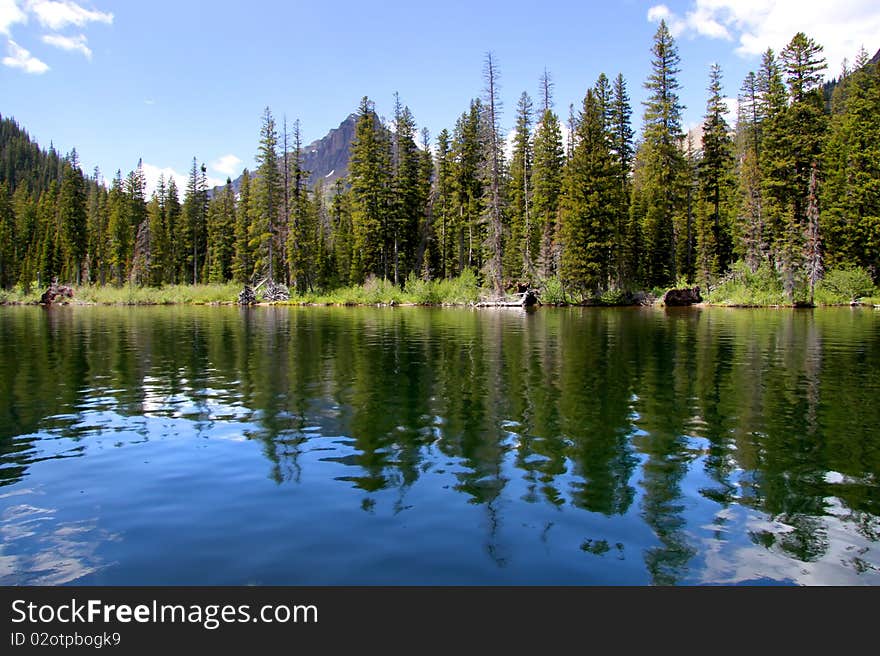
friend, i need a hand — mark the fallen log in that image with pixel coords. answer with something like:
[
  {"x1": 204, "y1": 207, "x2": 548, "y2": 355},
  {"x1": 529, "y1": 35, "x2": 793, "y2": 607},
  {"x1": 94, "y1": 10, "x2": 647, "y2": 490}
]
[
  {"x1": 40, "y1": 278, "x2": 74, "y2": 305},
  {"x1": 476, "y1": 289, "x2": 541, "y2": 308}
]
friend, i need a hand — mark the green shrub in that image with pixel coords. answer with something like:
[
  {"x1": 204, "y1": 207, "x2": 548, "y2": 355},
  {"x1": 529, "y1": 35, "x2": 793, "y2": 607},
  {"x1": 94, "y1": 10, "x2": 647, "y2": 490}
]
[
  {"x1": 540, "y1": 277, "x2": 566, "y2": 305},
  {"x1": 815, "y1": 267, "x2": 877, "y2": 304},
  {"x1": 706, "y1": 261, "x2": 787, "y2": 306},
  {"x1": 598, "y1": 288, "x2": 628, "y2": 306}
]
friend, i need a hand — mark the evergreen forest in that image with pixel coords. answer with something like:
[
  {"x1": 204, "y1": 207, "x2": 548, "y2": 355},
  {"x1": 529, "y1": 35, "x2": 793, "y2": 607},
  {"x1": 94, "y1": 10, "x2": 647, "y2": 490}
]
[{"x1": 1, "y1": 21, "x2": 878, "y2": 305}]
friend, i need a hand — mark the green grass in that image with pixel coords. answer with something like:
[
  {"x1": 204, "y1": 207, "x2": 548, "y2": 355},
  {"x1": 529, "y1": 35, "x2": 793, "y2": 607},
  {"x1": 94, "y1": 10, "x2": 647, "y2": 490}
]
[
  {"x1": 706, "y1": 262, "x2": 880, "y2": 306},
  {"x1": 4, "y1": 265, "x2": 874, "y2": 308},
  {"x1": 706, "y1": 262, "x2": 792, "y2": 306},
  {"x1": 1, "y1": 283, "x2": 241, "y2": 305},
  {"x1": 284, "y1": 270, "x2": 483, "y2": 305}
]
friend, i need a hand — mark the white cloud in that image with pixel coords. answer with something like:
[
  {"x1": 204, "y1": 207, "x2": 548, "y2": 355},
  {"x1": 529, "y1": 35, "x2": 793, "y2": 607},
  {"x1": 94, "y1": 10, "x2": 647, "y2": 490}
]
[
  {"x1": 0, "y1": 0, "x2": 27, "y2": 35},
  {"x1": 42, "y1": 32, "x2": 89, "y2": 58},
  {"x1": 647, "y1": 1, "x2": 880, "y2": 76},
  {"x1": 3, "y1": 38, "x2": 48, "y2": 73},
  {"x1": 648, "y1": 2, "x2": 731, "y2": 40},
  {"x1": 647, "y1": 4, "x2": 671, "y2": 23},
  {"x1": 27, "y1": 0, "x2": 112, "y2": 30},
  {"x1": 211, "y1": 154, "x2": 242, "y2": 177},
  {"x1": 141, "y1": 163, "x2": 225, "y2": 199}
]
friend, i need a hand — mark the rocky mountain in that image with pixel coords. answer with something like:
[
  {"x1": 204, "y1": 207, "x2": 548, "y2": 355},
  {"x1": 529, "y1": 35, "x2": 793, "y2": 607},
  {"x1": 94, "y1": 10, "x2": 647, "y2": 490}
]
[
  {"x1": 222, "y1": 112, "x2": 366, "y2": 196},
  {"x1": 299, "y1": 112, "x2": 358, "y2": 188}
]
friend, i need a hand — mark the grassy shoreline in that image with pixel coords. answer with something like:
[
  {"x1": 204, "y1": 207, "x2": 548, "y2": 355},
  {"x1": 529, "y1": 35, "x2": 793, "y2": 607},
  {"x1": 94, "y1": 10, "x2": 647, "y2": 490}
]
[
  {"x1": 2, "y1": 286, "x2": 878, "y2": 308},
  {"x1": 1, "y1": 268, "x2": 878, "y2": 308}
]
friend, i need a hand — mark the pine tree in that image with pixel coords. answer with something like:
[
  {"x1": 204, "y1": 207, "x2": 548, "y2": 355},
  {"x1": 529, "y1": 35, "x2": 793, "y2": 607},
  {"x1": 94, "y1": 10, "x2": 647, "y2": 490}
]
[
  {"x1": 58, "y1": 155, "x2": 87, "y2": 284},
  {"x1": 183, "y1": 158, "x2": 208, "y2": 284},
  {"x1": 805, "y1": 163, "x2": 822, "y2": 304},
  {"x1": 782, "y1": 32, "x2": 827, "y2": 232},
  {"x1": 697, "y1": 63, "x2": 735, "y2": 282},
  {"x1": 37, "y1": 183, "x2": 62, "y2": 284},
  {"x1": 206, "y1": 177, "x2": 235, "y2": 283},
  {"x1": 417, "y1": 127, "x2": 435, "y2": 279},
  {"x1": 560, "y1": 88, "x2": 618, "y2": 295},
  {"x1": 391, "y1": 95, "x2": 421, "y2": 284},
  {"x1": 610, "y1": 73, "x2": 636, "y2": 285},
  {"x1": 232, "y1": 170, "x2": 253, "y2": 283},
  {"x1": 146, "y1": 185, "x2": 168, "y2": 285},
  {"x1": 106, "y1": 171, "x2": 130, "y2": 285},
  {"x1": 349, "y1": 96, "x2": 392, "y2": 282},
  {"x1": 735, "y1": 70, "x2": 767, "y2": 271},
  {"x1": 680, "y1": 135, "x2": 699, "y2": 283},
  {"x1": 125, "y1": 159, "x2": 147, "y2": 240},
  {"x1": 0, "y1": 182, "x2": 14, "y2": 288},
  {"x1": 164, "y1": 177, "x2": 183, "y2": 282},
  {"x1": 434, "y1": 128, "x2": 455, "y2": 278},
  {"x1": 86, "y1": 169, "x2": 109, "y2": 285},
  {"x1": 481, "y1": 52, "x2": 506, "y2": 294},
  {"x1": 821, "y1": 56, "x2": 880, "y2": 278},
  {"x1": 451, "y1": 100, "x2": 484, "y2": 274},
  {"x1": 13, "y1": 186, "x2": 38, "y2": 289},
  {"x1": 532, "y1": 71, "x2": 564, "y2": 280},
  {"x1": 757, "y1": 48, "x2": 791, "y2": 254},
  {"x1": 253, "y1": 107, "x2": 282, "y2": 282},
  {"x1": 330, "y1": 178, "x2": 353, "y2": 288},
  {"x1": 637, "y1": 19, "x2": 686, "y2": 287},
  {"x1": 287, "y1": 119, "x2": 312, "y2": 292},
  {"x1": 507, "y1": 91, "x2": 533, "y2": 279}
]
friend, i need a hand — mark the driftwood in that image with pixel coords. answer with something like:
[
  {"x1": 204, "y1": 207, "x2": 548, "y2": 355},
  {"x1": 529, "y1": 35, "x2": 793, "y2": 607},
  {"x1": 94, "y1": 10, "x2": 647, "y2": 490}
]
[
  {"x1": 237, "y1": 285, "x2": 256, "y2": 305},
  {"x1": 239, "y1": 278, "x2": 290, "y2": 303},
  {"x1": 662, "y1": 287, "x2": 702, "y2": 306},
  {"x1": 476, "y1": 289, "x2": 541, "y2": 308},
  {"x1": 263, "y1": 281, "x2": 290, "y2": 302},
  {"x1": 40, "y1": 278, "x2": 74, "y2": 305}
]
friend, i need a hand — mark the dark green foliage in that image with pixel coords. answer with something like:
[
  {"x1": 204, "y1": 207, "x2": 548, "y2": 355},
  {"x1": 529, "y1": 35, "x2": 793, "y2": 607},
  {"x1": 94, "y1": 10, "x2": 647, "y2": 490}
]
[
  {"x1": 391, "y1": 96, "x2": 422, "y2": 284},
  {"x1": 232, "y1": 170, "x2": 252, "y2": 283},
  {"x1": 433, "y1": 129, "x2": 455, "y2": 279},
  {"x1": 532, "y1": 105, "x2": 564, "y2": 280},
  {"x1": 349, "y1": 96, "x2": 392, "y2": 282},
  {"x1": 206, "y1": 178, "x2": 236, "y2": 283},
  {"x1": 821, "y1": 59, "x2": 880, "y2": 280},
  {"x1": 481, "y1": 52, "x2": 506, "y2": 295},
  {"x1": 0, "y1": 182, "x2": 15, "y2": 288},
  {"x1": 507, "y1": 91, "x2": 533, "y2": 279},
  {"x1": 816, "y1": 266, "x2": 876, "y2": 302},
  {"x1": 253, "y1": 107, "x2": 282, "y2": 281},
  {"x1": 560, "y1": 88, "x2": 617, "y2": 294},
  {"x1": 635, "y1": 20, "x2": 686, "y2": 287},
  {"x1": 330, "y1": 179, "x2": 353, "y2": 288},
  {"x1": 697, "y1": 63, "x2": 735, "y2": 283},
  {"x1": 58, "y1": 155, "x2": 88, "y2": 284},
  {"x1": 451, "y1": 100, "x2": 484, "y2": 275},
  {"x1": 286, "y1": 119, "x2": 313, "y2": 292},
  {"x1": 0, "y1": 34, "x2": 877, "y2": 299}
]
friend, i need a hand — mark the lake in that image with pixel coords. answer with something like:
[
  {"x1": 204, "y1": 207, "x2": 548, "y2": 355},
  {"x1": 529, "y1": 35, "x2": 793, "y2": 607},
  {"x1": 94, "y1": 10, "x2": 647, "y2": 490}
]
[{"x1": 1, "y1": 305, "x2": 878, "y2": 585}]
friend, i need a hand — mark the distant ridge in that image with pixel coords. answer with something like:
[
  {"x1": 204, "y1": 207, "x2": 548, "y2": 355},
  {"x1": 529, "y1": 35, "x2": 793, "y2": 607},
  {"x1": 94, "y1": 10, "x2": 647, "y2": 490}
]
[{"x1": 221, "y1": 113, "x2": 363, "y2": 195}]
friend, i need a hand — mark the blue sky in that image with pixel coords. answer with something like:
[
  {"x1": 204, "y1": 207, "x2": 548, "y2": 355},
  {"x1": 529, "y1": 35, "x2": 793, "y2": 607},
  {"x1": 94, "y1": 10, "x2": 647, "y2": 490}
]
[{"x1": 2, "y1": 1, "x2": 879, "y2": 194}]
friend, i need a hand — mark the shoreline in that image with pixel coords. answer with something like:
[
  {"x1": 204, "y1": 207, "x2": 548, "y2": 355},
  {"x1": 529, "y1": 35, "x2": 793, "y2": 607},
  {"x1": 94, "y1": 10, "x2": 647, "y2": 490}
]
[{"x1": 2, "y1": 298, "x2": 878, "y2": 309}]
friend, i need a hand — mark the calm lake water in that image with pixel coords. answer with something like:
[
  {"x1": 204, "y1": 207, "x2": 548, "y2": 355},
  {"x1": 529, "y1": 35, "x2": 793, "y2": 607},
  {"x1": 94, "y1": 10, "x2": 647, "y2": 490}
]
[{"x1": 1, "y1": 305, "x2": 878, "y2": 585}]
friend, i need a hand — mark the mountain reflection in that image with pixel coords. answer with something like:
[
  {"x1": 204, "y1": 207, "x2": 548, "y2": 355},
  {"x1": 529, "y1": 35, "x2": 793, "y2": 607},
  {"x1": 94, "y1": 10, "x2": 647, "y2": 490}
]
[{"x1": 1, "y1": 305, "x2": 878, "y2": 584}]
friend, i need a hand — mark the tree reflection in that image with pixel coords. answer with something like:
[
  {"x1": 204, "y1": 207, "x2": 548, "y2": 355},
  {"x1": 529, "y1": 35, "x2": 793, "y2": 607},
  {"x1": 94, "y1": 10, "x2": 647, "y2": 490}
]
[{"x1": 1, "y1": 305, "x2": 879, "y2": 582}]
